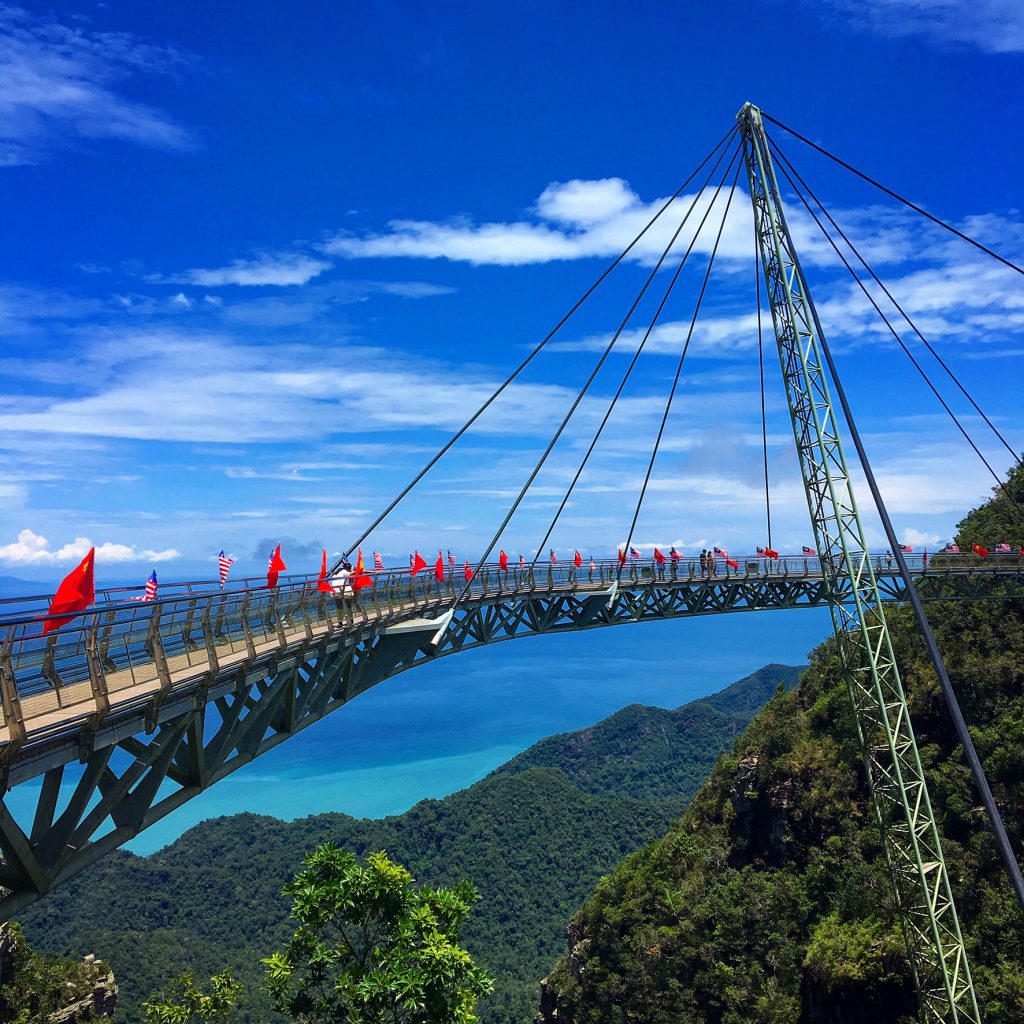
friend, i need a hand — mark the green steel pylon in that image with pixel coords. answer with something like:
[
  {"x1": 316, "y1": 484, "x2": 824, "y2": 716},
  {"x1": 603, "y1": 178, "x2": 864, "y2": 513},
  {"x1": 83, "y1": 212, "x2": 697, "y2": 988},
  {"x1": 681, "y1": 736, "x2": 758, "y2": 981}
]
[{"x1": 738, "y1": 103, "x2": 980, "y2": 1024}]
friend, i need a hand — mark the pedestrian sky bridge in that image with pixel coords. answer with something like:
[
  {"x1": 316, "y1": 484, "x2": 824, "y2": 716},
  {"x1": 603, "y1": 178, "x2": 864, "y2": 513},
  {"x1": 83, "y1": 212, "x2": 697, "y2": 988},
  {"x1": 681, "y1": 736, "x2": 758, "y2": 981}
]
[{"x1": 3, "y1": 103, "x2": 1023, "y2": 1023}]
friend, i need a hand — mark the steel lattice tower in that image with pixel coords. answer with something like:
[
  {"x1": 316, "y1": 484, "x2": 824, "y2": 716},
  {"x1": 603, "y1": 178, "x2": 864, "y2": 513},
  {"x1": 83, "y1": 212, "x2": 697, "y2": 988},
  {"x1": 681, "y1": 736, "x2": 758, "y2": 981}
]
[{"x1": 739, "y1": 103, "x2": 979, "y2": 1023}]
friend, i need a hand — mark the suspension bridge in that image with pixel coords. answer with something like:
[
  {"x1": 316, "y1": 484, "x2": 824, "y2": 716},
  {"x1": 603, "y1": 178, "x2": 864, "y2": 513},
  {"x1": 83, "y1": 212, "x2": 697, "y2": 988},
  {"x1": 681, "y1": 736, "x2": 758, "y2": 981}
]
[{"x1": 2, "y1": 104, "x2": 1022, "y2": 1023}]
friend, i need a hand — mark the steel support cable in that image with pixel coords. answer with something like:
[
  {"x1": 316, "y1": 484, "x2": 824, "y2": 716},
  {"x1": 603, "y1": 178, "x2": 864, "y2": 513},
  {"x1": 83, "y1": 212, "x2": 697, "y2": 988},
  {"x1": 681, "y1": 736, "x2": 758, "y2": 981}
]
[
  {"x1": 755, "y1": 226, "x2": 772, "y2": 548},
  {"x1": 334, "y1": 126, "x2": 739, "y2": 572},
  {"x1": 617, "y1": 162, "x2": 742, "y2": 585},
  {"x1": 453, "y1": 140, "x2": 743, "y2": 605},
  {"x1": 762, "y1": 111, "x2": 1024, "y2": 279},
  {"x1": 528, "y1": 146, "x2": 744, "y2": 573},
  {"x1": 767, "y1": 170, "x2": 1024, "y2": 916},
  {"x1": 770, "y1": 147, "x2": 1024, "y2": 519},
  {"x1": 768, "y1": 133, "x2": 1022, "y2": 470}
]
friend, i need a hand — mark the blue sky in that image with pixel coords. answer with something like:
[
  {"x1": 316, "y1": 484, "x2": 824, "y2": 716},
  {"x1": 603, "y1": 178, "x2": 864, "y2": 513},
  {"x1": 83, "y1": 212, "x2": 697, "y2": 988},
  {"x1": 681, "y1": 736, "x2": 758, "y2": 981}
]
[{"x1": 1, "y1": 0, "x2": 1022, "y2": 584}]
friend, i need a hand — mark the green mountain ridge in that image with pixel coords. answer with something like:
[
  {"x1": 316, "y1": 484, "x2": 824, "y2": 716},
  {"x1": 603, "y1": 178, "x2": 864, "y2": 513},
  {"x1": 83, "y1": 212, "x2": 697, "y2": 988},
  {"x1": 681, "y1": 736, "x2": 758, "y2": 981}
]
[
  {"x1": 20, "y1": 663, "x2": 803, "y2": 1024},
  {"x1": 538, "y1": 467, "x2": 1024, "y2": 1024}
]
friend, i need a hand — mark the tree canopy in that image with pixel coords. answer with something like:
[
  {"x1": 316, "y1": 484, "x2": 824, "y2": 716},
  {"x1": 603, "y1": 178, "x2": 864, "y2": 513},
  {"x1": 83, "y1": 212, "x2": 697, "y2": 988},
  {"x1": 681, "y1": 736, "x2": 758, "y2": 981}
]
[{"x1": 263, "y1": 846, "x2": 493, "y2": 1024}]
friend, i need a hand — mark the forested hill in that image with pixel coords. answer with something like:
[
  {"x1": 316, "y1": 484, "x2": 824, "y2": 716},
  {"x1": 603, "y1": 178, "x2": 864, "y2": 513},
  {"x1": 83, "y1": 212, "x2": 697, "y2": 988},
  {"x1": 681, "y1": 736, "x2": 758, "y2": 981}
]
[
  {"x1": 496, "y1": 663, "x2": 801, "y2": 800},
  {"x1": 21, "y1": 664, "x2": 803, "y2": 1024},
  {"x1": 539, "y1": 467, "x2": 1024, "y2": 1024}
]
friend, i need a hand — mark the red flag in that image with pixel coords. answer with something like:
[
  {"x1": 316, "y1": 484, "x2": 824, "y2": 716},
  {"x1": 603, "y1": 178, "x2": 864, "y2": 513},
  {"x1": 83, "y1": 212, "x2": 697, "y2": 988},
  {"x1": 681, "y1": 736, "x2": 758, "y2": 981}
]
[
  {"x1": 618, "y1": 549, "x2": 626, "y2": 564},
  {"x1": 42, "y1": 548, "x2": 95, "y2": 636},
  {"x1": 653, "y1": 548, "x2": 666, "y2": 564},
  {"x1": 499, "y1": 549, "x2": 509, "y2": 573},
  {"x1": 410, "y1": 550, "x2": 427, "y2": 575},
  {"x1": 435, "y1": 551, "x2": 445, "y2": 582},
  {"x1": 267, "y1": 544, "x2": 286, "y2": 588},
  {"x1": 1019, "y1": 546, "x2": 1024, "y2": 558},
  {"x1": 354, "y1": 549, "x2": 365, "y2": 575},
  {"x1": 764, "y1": 547, "x2": 779, "y2": 559},
  {"x1": 726, "y1": 558, "x2": 739, "y2": 570},
  {"x1": 972, "y1": 543, "x2": 989, "y2": 559},
  {"x1": 317, "y1": 550, "x2": 333, "y2": 593},
  {"x1": 353, "y1": 572, "x2": 374, "y2": 590},
  {"x1": 464, "y1": 559, "x2": 473, "y2": 581},
  {"x1": 574, "y1": 549, "x2": 582, "y2": 567}
]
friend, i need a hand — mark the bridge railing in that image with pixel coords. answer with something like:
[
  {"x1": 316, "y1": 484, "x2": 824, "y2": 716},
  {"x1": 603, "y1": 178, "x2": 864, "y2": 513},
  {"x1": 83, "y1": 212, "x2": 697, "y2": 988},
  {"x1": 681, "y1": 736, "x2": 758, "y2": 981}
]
[{"x1": 0, "y1": 552, "x2": 1013, "y2": 752}]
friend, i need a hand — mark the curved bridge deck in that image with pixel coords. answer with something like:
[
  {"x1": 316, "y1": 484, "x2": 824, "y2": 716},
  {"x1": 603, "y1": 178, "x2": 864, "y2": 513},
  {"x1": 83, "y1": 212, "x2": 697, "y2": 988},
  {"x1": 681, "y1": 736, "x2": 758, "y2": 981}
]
[{"x1": 0, "y1": 554, "x2": 1019, "y2": 916}]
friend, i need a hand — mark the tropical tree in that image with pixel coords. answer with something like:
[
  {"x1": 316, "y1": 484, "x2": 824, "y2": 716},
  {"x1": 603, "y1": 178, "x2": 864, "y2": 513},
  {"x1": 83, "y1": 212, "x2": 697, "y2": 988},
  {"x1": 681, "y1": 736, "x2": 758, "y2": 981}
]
[
  {"x1": 143, "y1": 970, "x2": 240, "y2": 1024},
  {"x1": 263, "y1": 845, "x2": 493, "y2": 1024}
]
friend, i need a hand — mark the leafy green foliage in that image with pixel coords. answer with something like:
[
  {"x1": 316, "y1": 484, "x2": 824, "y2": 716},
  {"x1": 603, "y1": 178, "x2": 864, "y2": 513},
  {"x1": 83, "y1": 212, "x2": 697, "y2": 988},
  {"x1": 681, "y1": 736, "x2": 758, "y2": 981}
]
[
  {"x1": 0, "y1": 922, "x2": 110, "y2": 1024},
  {"x1": 143, "y1": 970, "x2": 240, "y2": 1024},
  {"x1": 20, "y1": 666, "x2": 799, "y2": 1024},
  {"x1": 541, "y1": 486, "x2": 1024, "y2": 1022},
  {"x1": 263, "y1": 846, "x2": 491, "y2": 1024},
  {"x1": 954, "y1": 456, "x2": 1024, "y2": 552}
]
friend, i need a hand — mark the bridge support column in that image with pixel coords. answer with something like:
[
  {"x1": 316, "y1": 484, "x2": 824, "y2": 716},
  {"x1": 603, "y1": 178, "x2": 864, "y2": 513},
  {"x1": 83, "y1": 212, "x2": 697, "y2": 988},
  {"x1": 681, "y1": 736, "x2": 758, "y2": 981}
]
[{"x1": 740, "y1": 102, "x2": 979, "y2": 1024}]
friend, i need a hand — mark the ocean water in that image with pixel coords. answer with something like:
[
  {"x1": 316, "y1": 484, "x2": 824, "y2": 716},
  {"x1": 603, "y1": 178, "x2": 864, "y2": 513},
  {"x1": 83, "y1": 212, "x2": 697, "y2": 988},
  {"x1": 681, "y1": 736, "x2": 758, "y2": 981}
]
[{"x1": 6, "y1": 607, "x2": 834, "y2": 855}]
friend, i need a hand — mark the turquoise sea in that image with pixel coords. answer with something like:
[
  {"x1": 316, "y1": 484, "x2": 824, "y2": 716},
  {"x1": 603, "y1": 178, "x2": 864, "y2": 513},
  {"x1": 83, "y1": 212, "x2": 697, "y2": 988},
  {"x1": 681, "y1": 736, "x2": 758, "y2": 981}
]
[{"x1": 6, "y1": 607, "x2": 834, "y2": 854}]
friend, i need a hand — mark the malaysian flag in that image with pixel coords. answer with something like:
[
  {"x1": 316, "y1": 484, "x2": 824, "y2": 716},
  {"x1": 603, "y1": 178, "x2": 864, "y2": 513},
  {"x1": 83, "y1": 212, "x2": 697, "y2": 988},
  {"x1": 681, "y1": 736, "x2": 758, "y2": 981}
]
[
  {"x1": 756, "y1": 546, "x2": 765, "y2": 555},
  {"x1": 802, "y1": 546, "x2": 816, "y2": 555},
  {"x1": 670, "y1": 547, "x2": 681, "y2": 561},
  {"x1": 899, "y1": 544, "x2": 913, "y2": 553},
  {"x1": 549, "y1": 548, "x2": 558, "y2": 564},
  {"x1": 133, "y1": 570, "x2": 158, "y2": 602},
  {"x1": 630, "y1": 547, "x2": 641, "y2": 559},
  {"x1": 373, "y1": 551, "x2": 384, "y2": 570},
  {"x1": 995, "y1": 543, "x2": 1012, "y2": 553},
  {"x1": 944, "y1": 543, "x2": 960, "y2": 553},
  {"x1": 713, "y1": 546, "x2": 727, "y2": 557},
  {"x1": 218, "y1": 550, "x2": 234, "y2": 588},
  {"x1": 448, "y1": 549, "x2": 456, "y2": 568}
]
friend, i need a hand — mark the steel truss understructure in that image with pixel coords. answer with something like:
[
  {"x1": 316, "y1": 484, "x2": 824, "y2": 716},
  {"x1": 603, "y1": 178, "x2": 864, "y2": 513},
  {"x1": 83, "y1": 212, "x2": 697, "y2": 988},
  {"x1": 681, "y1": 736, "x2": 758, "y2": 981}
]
[
  {"x1": 740, "y1": 103, "x2": 980, "y2": 1023},
  {"x1": 0, "y1": 566, "x2": 1017, "y2": 920}
]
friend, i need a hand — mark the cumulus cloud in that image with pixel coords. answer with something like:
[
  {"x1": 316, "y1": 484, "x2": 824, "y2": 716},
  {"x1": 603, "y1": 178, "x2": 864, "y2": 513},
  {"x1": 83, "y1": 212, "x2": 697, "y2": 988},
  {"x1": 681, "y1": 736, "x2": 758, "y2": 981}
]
[
  {"x1": 0, "y1": 528, "x2": 179, "y2": 565},
  {"x1": 903, "y1": 527, "x2": 943, "y2": 546},
  {"x1": 321, "y1": 175, "x2": 957, "y2": 270},
  {"x1": 0, "y1": 5, "x2": 194, "y2": 166},
  {"x1": 172, "y1": 254, "x2": 333, "y2": 287}
]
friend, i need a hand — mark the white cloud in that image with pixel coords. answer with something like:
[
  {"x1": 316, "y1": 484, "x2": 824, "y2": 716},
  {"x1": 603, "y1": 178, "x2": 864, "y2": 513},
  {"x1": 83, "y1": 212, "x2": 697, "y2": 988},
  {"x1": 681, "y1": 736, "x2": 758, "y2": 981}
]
[
  {"x1": 170, "y1": 292, "x2": 191, "y2": 308},
  {"x1": 535, "y1": 177, "x2": 639, "y2": 226},
  {"x1": 903, "y1": 527, "x2": 943, "y2": 546},
  {"x1": 0, "y1": 528, "x2": 179, "y2": 565},
  {"x1": 174, "y1": 254, "x2": 333, "y2": 287},
  {"x1": 0, "y1": 329, "x2": 667, "y2": 444},
  {"x1": 814, "y1": 0, "x2": 1024, "y2": 54},
  {"x1": 321, "y1": 176, "x2": 957, "y2": 271},
  {"x1": 0, "y1": 5, "x2": 193, "y2": 166}
]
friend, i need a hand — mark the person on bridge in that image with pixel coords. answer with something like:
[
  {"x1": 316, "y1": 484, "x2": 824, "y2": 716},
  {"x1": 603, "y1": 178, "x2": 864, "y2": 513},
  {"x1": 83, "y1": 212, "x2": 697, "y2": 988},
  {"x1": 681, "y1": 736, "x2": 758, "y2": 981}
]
[
  {"x1": 331, "y1": 559, "x2": 353, "y2": 597},
  {"x1": 699, "y1": 550, "x2": 708, "y2": 578}
]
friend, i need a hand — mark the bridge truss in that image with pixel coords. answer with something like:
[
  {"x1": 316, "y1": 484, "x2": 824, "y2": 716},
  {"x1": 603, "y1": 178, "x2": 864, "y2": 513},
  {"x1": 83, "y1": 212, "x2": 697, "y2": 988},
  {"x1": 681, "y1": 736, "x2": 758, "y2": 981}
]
[{"x1": 0, "y1": 561, "x2": 1018, "y2": 921}]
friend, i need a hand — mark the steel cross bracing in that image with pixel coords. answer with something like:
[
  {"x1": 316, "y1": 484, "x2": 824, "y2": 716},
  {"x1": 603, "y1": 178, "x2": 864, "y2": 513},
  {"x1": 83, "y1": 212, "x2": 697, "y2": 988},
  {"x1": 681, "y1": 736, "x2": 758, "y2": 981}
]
[
  {"x1": 0, "y1": 560, "x2": 1019, "y2": 919},
  {"x1": 739, "y1": 103, "x2": 980, "y2": 1023}
]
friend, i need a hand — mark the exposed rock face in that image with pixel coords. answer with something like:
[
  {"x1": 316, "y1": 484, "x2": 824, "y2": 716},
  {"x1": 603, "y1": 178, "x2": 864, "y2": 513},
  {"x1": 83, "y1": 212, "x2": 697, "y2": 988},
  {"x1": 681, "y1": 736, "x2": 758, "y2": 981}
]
[
  {"x1": 46, "y1": 966, "x2": 118, "y2": 1024},
  {"x1": 0, "y1": 923, "x2": 117, "y2": 1023},
  {"x1": 727, "y1": 752, "x2": 794, "y2": 868}
]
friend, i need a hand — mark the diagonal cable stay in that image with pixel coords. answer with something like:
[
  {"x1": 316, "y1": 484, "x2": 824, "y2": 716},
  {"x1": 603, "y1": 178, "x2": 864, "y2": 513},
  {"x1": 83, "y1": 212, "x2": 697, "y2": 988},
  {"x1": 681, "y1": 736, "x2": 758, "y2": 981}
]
[
  {"x1": 528, "y1": 147, "x2": 745, "y2": 572},
  {"x1": 456, "y1": 141, "x2": 744, "y2": 602},
  {"x1": 616, "y1": 161, "x2": 743, "y2": 584},
  {"x1": 769, "y1": 139, "x2": 1024, "y2": 520},
  {"x1": 763, "y1": 111, "x2": 1024, "y2": 278},
  {"x1": 335, "y1": 126, "x2": 739, "y2": 571},
  {"x1": 768, "y1": 132, "x2": 1021, "y2": 471}
]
